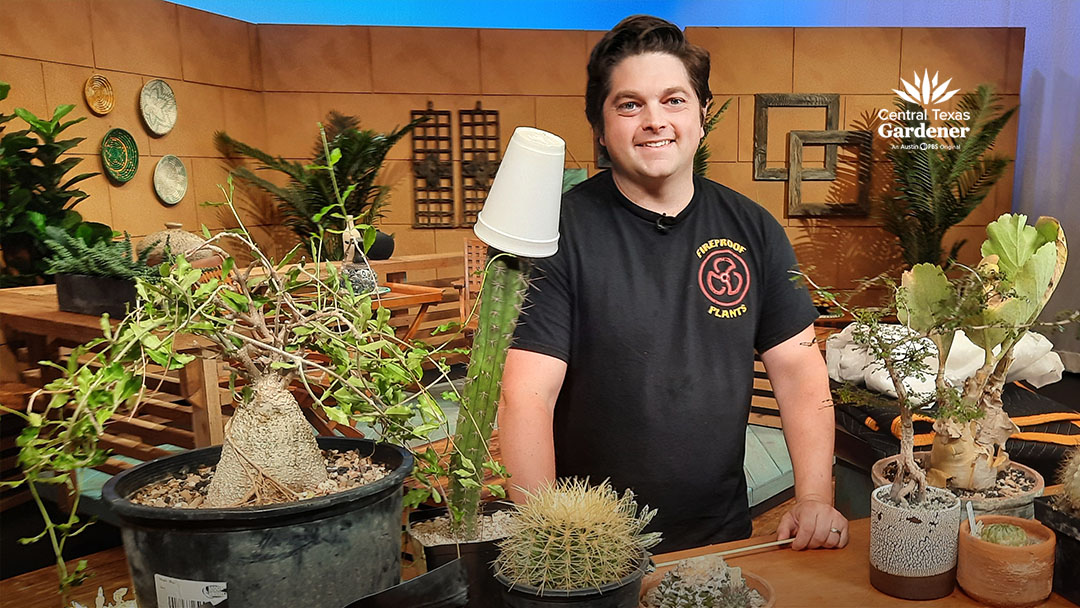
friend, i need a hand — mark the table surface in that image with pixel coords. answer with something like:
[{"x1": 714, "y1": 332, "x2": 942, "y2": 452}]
[
  {"x1": 652, "y1": 517, "x2": 1072, "y2": 607},
  {"x1": 3, "y1": 517, "x2": 1070, "y2": 608}
]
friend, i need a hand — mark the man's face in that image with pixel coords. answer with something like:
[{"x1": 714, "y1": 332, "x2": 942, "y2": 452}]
[{"x1": 599, "y1": 52, "x2": 705, "y2": 188}]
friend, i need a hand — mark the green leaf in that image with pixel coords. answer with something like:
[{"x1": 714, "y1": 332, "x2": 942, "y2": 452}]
[
  {"x1": 202, "y1": 224, "x2": 211, "y2": 238},
  {"x1": 322, "y1": 405, "x2": 349, "y2": 424},
  {"x1": 456, "y1": 477, "x2": 481, "y2": 489},
  {"x1": 404, "y1": 488, "x2": 430, "y2": 508},
  {"x1": 487, "y1": 484, "x2": 507, "y2": 498},
  {"x1": 329, "y1": 147, "x2": 342, "y2": 166}
]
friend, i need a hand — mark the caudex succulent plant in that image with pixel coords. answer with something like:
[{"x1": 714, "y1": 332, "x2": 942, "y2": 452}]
[
  {"x1": 1054, "y1": 446, "x2": 1080, "y2": 516},
  {"x1": 2, "y1": 131, "x2": 459, "y2": 597},
  {"x1": 494, "y1": 478, "x2": 661, "y2": 592},
  {"x1": 813, "y1": 213, "x2": 1071, "y2": 504}
]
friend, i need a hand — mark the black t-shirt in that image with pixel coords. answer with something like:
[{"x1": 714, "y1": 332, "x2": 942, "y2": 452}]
[{"x1": 511, "y1": 170, "x2": 818, "y2": 554}]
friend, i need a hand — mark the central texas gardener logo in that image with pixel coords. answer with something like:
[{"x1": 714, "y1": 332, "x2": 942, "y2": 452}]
[{"x1": 893, "y1": 69, "x2": 960, "y2": 106}]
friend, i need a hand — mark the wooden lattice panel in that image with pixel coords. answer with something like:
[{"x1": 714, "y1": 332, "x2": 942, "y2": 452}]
[
  {"x1": 411, "y1": 103, "x2": 455, "y2": 227},
  {"x1": 459, "y1": 103, "x2": 500, "y2": 226}
]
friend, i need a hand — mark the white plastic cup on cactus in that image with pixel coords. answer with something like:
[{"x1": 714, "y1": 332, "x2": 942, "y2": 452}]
[{"x1": 473, "y1": 127, "x2": 565, "y2": 258}]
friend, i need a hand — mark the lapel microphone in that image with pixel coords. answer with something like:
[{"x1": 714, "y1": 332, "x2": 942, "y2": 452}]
[{"x1": 655, "y1": 214, "x2": 674, "y2": 234}]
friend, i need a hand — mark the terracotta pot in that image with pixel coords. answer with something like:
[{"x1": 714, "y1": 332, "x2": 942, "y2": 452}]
[
  {"x1": 869, "y1": 483, "x2": 960, "y2": 600},
  {"x1": 958, "y1": 515, "x2": 1055, "y2": 608},
  {"x1": 872, "y1": 452, "x2": 1045, "y2": 519}
]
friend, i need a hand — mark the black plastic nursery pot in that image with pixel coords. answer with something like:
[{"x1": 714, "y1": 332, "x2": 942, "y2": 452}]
[
  {"x1": 344, "y1": 558, "x2": 468, "y2": 608},
  {"x1": 1034, "y1": 496, "x2": 1080, "y2": 606},
  {"x1": 55, "y1": 273, "x2": 137, "y2": 318},
  {"x1": 408, "y1": 500, "x2": 515, "y2": 608},
  {"x1": 102, "y1": 437, "x2": 413, "y2": 608},
  {"x1": 494, "y1": 551, "x2": 648, "y2": 608}
]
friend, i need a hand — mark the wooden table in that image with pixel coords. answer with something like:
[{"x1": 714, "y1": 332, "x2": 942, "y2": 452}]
[
  {"x1": 4, "y1": 517, "x2": 1070, "y2": 608},
  {"x1": 652, "y1": 517, "x2": 1072, "y2": 607},
  {"x1": 0, "y1": 281, "x2": 445, "y2": 447}
]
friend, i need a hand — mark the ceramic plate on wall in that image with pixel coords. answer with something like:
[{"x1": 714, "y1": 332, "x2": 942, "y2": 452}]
[
  {"x1": 84, "y1": 74, "x2": 114, "y2": 115},
  {"x1": 101, "y1": 128, "x2": 139, "y2": 183},
  {"x1": 140, "y1": 79, "x2": 177, "y2": 135},
  {"x1": 153, "y1": 155, "x2": 187, "y2": 206}
]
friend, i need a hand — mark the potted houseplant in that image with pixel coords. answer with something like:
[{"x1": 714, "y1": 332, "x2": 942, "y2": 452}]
[
  {"x1": 2, "y1": 141, "x2": 456, "y2": 607},
  {"x1": 640, "y1": 554, "x2": 774, "y2": 608},
  {"x1": 881, "y1": 84, "x2": 1017, "y2": 267},
  {"x1": 406, "y1": 127, "x2": 566, "y2": 607},
  {"x1": 866, "y1": 213, "x2": 1068, "y2": 518},
  {"x1": 1034, "y1": 446, "x2": 1080, "y2": 605},
  {"x1": 493, "y1": 479, "x2": 661, "y2": 608},
  {"x1": 214, "y1": 111, "x2": 422, "y2": 261},
  {"x1": 957, "y1": 515, "x2": 1055, "y2": 607},
  {"x1": 813, "y1": 212, "x2": 1070, "y2": 599},
  {"x1": 0, "y1": 81, "x2": 111, "y2": 287},
  {"x1": 43, "y1": 227, "x2": 157, "y2": 317}
]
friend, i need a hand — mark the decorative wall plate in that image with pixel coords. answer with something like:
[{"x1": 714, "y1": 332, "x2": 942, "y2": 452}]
[
  {"x1": 140, "y1": 79, "x2": 177, "y2": 135},
  {"x1": 101, "y1": 128, "x2": 139, "y2": 183},
  {"x1": 84, "y1": 74, "x2": 114, "y2": 115},
  {"x1": 153, "y1": 155, "x2": 187, "y2": 206}
]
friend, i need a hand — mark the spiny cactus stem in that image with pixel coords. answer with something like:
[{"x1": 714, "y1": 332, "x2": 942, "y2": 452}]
[{"x1": 450, "y1": 254, "x2": 531, "y2": 537}]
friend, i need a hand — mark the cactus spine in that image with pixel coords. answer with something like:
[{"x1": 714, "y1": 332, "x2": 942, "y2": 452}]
[
  {"x1": 449, "y1": 254, "x2": 530, "y2": 537},
  {"x1": 495, "y1": 479, "x2": 660, "y2": 592},
  {"x1": 1055, "y1": 446, "x2": 1080, "y2": 516},
  {"x1": 980, "y1": 523, "x2": 1028, "y2": 546}
]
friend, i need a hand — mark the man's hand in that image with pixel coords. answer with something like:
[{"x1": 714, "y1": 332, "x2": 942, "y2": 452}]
[{"x1": 777, "y1": 499, "x2": 849, "y2": 550}]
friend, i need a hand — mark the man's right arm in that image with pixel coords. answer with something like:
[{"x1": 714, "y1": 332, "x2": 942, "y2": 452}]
[{"x1": 498, "y1": 348, "x2": 567, "y2": 504}]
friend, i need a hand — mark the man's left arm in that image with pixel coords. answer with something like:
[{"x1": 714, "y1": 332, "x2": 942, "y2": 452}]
[{"x1": 760, "y1": 323, "x2": 849, "y2": 550}]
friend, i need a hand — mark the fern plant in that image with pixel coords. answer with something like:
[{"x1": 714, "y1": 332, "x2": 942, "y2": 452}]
[
  {"x1": 881, "y1": 84, "x2": 1017, "y2": 267},
  {"x1": 214, "y1": 112, "x2": 423, "y2": 260},
  {"x1": 44, "y1": 226, "x2": 158, "y2": 282}
]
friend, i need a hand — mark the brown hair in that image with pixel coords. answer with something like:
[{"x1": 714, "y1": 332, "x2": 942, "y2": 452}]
[{"x1": 585, "y1": 15, "x2": 712, "y2": 138}]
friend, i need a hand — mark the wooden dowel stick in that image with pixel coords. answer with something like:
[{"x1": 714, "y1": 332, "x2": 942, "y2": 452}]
[{"x1": 654, "y1": 537, "x2": 794, "y2": 569}]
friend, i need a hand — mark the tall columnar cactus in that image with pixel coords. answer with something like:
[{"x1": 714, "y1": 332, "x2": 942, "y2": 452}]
[
  {"x1": 494, "y1": 479, "x2": 661, "y2": 592},
  {"x1": 449, "y1": 254, "x2": 530, "y2": 537},
  {"x1": 1056, "y1": 447, "x2": 1080, "y2": 516}
]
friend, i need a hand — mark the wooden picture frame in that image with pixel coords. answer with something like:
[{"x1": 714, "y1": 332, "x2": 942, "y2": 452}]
[
  {"x1": 753, "y1": 93, "x2": 840, "y2": 181},
  {"x1": 787, "y1": 129, "x2": 872, "y2": 217}
]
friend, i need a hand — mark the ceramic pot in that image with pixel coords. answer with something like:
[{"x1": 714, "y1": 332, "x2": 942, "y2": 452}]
[
  {"x1": 957, "y1": 515, "x2": 1055, "y2": 607},
  {"x1": 869, "y1": 483, "x2": 961, "y2": 600},
  {"x1": 872, "y1": 452, "x2": 1045, "y2": 518}
]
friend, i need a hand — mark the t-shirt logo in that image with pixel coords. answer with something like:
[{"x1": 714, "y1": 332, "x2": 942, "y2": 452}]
[{"x1": 695, "y1": 238, "x2": 751, "y2": 319}]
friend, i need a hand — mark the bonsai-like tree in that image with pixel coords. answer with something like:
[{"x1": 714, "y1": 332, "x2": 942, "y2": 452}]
[{"x1": 813, "y1": 213, "x2": 1070, "y2": 502}]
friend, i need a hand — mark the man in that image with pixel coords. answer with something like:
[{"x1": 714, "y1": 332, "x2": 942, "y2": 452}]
[{"x1": 498, "y1": 15, "x2": 848, "y2": 554}]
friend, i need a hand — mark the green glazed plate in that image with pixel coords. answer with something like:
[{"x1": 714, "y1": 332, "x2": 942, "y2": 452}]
[{"x1": 102, "y1": 128, "x2": 139, "y2": 183}]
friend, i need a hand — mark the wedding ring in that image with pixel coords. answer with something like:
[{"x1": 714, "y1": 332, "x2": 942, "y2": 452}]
[{"x1": 830, "y1": 527, "x2": 841, "y2": 534}]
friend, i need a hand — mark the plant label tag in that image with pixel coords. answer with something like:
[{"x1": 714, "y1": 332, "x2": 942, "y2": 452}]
[{"x1": 154, "y1": 573, "x2": 228, "y2": 607}]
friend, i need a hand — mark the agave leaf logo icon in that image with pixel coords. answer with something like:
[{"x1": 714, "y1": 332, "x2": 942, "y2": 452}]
[{"x1": 893, "y1": 69, "x2": 960, "y2": 106}]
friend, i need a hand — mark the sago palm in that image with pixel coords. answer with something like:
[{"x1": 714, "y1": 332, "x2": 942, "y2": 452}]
[{"x1": 881, "y1": 84, "x2": 1016, "y2": 267}]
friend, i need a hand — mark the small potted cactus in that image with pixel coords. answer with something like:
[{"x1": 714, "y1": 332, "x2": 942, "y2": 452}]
[
  {"x1": 493, "y1": 478, "x2": 661, "y2": 607},
  {"x1": 640, "y1": 554, "x2": 774, "y2": 608},
  {"x1": 1035, "y1": 446, "x2": 1080, "y2": 605},
  {"x1": 957, "y1": 515, "x2": 1056, "y2": 607}
]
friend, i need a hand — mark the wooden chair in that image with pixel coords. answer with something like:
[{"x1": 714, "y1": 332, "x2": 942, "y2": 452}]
[{"x1": 456, "y1": 237, "x2": 489, "y2": 329}]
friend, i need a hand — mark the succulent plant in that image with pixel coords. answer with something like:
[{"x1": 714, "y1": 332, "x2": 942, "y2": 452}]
[
  {"x1": 980, "y1": 523, "x2": 1028, "y2": 546},
  {"x1": 448, "y1": 254, "x2": 530, "y2": 537},
  {"x1": 494, "y1": 478, "x2": 661, "y2": 592},
  {"x1": 1054, "y1": 446, "x2": 1080, "y2": 516},
  {"x1": 643, "y1": 555, "x2": 763, "y2": 608}
]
